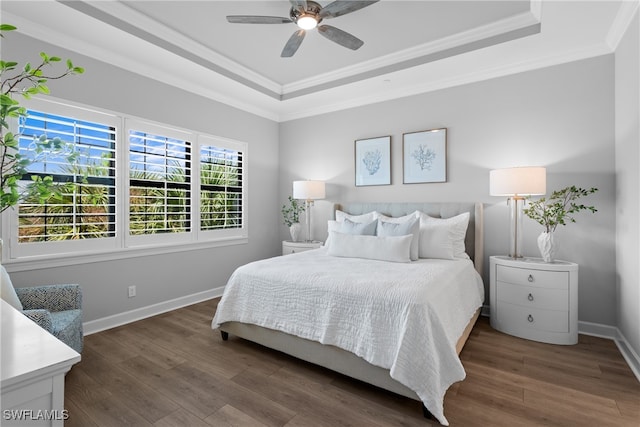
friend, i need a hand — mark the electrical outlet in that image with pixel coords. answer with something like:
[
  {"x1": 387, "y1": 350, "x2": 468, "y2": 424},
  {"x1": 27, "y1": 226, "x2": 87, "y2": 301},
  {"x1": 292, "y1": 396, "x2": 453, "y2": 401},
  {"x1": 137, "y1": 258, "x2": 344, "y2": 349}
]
[{"x1": 128, "y1": 285, "x2": 136, "y2": 298}]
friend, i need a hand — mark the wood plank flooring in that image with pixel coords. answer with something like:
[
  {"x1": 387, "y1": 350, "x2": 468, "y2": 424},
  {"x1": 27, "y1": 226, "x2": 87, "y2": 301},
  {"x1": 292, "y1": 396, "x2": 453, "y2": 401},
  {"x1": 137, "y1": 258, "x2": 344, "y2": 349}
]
[{"x1": 65, "y1": 298, "x2": 640, "y2": 426}]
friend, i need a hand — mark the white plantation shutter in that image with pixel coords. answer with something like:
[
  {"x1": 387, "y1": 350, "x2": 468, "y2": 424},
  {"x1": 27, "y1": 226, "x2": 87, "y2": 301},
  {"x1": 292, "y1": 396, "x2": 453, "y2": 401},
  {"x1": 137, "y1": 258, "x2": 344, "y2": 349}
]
[
  {"x1": 127, "y1": 126, "x2": 191, "y2": 236},
  {"x1": 17, "y1": 109, "x2": 117, "y2": 243},
  {"x1": 199, "y1": 144, "x2": 243, "y2": 231}
]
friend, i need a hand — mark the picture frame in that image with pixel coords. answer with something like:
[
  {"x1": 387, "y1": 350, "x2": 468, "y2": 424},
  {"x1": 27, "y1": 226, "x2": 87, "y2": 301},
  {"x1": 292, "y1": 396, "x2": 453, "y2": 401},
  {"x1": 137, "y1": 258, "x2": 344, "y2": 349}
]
[
  {"x1": 355, "y1": 135, "x2": 391, "y2": 186},
  {"x1": 403, "y1": 128, "x2": 447, "y2": 184}
]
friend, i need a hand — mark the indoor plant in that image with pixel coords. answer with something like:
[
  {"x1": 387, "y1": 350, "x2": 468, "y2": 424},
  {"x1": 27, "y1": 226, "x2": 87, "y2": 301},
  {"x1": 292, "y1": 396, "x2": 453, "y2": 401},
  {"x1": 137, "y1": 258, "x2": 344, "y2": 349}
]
[
  {"x1": 1, "y1": 24, "x2": 84, "y2": 213},
  {"x1": 523, "y1": 185, "x2": 598, "y2": 262},
  {"x1": 281, "y1": 195, "x2": 305, "y2": 242}
]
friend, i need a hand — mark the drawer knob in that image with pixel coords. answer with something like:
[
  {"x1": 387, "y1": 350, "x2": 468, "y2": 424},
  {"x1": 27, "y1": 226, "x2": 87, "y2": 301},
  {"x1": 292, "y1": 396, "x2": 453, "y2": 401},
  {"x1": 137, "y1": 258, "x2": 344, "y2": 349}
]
[
  {"x1": 528, "y1": 293, "x2": 534, "y2": 301},
  {"x1": 527, "y1": 314, "x2": 534, "y2": 323},
  {"x1": 528, "y1": 274, "x2": 534, "y2": 283}
]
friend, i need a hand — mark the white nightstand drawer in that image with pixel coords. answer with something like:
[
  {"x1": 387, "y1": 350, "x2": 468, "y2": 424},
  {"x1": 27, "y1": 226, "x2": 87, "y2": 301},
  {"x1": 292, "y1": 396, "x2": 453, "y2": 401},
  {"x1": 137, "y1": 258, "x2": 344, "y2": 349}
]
[
  {"x1": 282, "y1": 240, "x2": 323, "y2": 255},
  {"x1": 497, "y1": 302, "x2": 569, "y2": 334},
  {"x1": 282, "y1": 245, "x2": 297, "y2": 255},
  {"x1": 496, "y1": 281, "x2": 568, "y2": 311},
  {"x1": 496, "y1": 265, "x2": 568, "y2": 289},
  {"x1": 490, "y1": 256, "x2": 578, "y2": 345}
]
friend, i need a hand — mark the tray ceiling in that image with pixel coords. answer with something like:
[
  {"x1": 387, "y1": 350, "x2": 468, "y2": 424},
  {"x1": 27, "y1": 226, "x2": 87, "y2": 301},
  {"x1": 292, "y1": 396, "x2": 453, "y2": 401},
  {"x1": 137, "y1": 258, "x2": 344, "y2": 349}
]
[{"x1": 1, "y1": 1, "x2": 629, "y2": 121}]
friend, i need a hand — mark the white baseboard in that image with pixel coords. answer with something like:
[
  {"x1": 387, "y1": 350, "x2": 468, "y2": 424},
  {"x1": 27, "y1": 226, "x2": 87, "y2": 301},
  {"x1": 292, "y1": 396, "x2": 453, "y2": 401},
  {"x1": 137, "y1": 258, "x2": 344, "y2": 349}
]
[
  {"x1": 82, "y1": 286, "x2": 225, "y2": 336},
  {"x1": 579, "y1": 320, "x2": 640, "y2": 382}
]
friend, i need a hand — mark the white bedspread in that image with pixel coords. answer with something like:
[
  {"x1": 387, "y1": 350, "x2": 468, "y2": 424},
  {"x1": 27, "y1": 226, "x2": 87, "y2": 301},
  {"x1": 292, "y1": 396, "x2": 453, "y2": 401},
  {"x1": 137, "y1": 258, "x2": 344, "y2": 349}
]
[{"x1": 211, "y1": 248, "x2": 484, "y2": 425}]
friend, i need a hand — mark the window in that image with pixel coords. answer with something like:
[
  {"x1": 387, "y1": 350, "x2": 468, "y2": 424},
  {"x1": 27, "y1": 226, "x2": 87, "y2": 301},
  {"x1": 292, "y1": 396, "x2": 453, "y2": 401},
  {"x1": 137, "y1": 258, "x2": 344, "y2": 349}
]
[
  {"x1": 17, "y1": 109, "x2": 116, "y2": 243},
  {"x1": 199, "y1": 139, "x2": 243, "y2": 233},
  {"x1": 128, "y1": 127, "x2": 191, "y2": 236},
  {"x1": 4, "y1": 99, "x2": 247, "y2": 263}
]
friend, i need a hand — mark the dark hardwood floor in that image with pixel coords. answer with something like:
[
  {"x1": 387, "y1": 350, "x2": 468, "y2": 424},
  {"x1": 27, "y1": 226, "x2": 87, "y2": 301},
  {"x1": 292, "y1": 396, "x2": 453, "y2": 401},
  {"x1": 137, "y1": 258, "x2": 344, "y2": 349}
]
[{"x1": 65, "y1": 298, "x2": 640, "y2": 426}]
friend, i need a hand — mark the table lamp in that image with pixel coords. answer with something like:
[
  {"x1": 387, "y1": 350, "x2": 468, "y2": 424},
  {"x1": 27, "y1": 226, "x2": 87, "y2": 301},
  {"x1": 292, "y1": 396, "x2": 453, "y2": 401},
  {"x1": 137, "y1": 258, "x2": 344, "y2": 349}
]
[
  {"x1": 293, "y1": 180, "x2": 326, "y2": 242},
  {"x1": 490, "y1": 167, "x2": 546, "y2": 258}
]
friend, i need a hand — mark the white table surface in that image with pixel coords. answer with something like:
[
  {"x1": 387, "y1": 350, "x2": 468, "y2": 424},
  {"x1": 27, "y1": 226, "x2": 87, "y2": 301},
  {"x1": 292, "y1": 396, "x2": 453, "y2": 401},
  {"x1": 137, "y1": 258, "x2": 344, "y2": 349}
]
[{"x1": 1, "y1": 299, "x2": 81, "y2": 388}]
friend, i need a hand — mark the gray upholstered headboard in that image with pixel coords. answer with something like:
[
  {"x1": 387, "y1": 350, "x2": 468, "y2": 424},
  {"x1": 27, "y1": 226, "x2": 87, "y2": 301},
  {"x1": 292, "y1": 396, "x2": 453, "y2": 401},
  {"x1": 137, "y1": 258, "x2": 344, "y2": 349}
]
[{"x1": 334, "y1": 202, "x2": 484, "y2": 276}]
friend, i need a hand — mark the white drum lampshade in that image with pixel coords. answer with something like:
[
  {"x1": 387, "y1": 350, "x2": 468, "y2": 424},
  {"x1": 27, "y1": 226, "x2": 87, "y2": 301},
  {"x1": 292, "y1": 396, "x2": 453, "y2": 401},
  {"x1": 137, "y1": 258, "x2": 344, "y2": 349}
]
[
  {"x1": 293, "y1": 180, "x2": 326, "y2": 201},
  {"x1": 490, "y1": 167, "x2": 546, "y2": 197}
]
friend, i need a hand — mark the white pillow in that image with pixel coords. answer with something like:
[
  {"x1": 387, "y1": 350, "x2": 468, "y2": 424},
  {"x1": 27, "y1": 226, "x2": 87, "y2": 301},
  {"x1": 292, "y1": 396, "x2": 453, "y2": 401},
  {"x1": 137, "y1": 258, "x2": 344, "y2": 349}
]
[
  {"x1": 339, "y1": 218, "x2": 377, "y2": 236},
  {"x1": 376, "y1": 211, "x2": 419, "y2": 223},
  {"x1": 377, "y1": 216, "x2": 419, "y2": 261},
  {"x1": 327, "y1": 210, "x2": 378, "y2": 247},
  {"x1": 327, "y1": 232, "x2": 412, "y2": 263},
  {"x1": 418, "y1": 212, "x2": 470, "y2": 260},
  {"x1": 325, "y1": 220, "x2": 341, "y2": 246},
  {"x1": 335, "y1": 210, "x2": 378, "y2": 223},
  {"x1": 1, "y1": 266, "x2": 23, "y2": 310}
]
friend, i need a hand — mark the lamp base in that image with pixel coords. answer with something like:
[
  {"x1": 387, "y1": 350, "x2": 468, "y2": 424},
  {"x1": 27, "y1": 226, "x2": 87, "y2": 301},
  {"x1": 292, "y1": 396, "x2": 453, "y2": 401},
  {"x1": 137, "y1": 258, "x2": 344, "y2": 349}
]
[
  {"x1": 305, "y1": 199, "x2": 314, "y2": 242},
  {"x1": 508, "y1": 196, "x2": 525, "y2": 259}
]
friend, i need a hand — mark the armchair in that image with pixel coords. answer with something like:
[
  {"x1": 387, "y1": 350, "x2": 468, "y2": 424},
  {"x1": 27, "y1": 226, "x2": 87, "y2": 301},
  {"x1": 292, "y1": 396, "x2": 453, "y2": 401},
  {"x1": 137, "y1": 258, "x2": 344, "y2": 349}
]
[{"x1": 1, "y1": 266, "x2": 83, "y2": 353}]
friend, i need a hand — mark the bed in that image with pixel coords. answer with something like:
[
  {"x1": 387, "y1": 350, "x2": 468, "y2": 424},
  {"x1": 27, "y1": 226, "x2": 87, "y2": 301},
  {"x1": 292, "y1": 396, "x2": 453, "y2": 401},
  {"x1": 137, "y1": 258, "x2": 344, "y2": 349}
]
[{"x1": 212, "y1": 202, "x2": 484, "y2": 426}]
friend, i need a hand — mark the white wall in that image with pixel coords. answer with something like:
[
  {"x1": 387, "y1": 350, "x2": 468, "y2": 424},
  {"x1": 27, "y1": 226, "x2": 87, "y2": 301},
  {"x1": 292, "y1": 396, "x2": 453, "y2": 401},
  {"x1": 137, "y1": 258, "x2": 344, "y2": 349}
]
[
  {"x1": 3, "y1": 33, "x2": 281, "y2": 322},
  {"x1": 280, "y1": 56, "x2": 616, "y2": 326},
  {"x1": 615, "y1": 11, "x2": 640, "y2": 361}
]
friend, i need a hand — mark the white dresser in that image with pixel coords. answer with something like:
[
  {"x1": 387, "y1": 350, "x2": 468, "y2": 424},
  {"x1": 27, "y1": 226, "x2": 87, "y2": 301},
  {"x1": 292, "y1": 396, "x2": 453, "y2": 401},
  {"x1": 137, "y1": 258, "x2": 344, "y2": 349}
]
[
  {"x1": 489, "y1": 256, "x2": 579, "y2": 345},
  {"x1": 282, "y1": 240, "x2": 323, "y2": 255},
  {"x1": 1, "y1": 300, "x2": 81, "y2": 426}
]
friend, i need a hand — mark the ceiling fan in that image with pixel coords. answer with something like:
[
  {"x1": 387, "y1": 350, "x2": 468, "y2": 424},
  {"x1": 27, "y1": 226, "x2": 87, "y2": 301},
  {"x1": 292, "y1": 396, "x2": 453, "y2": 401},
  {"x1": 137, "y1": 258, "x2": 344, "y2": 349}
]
[{"x1": 226, "y1": 0, "x2": 379, "y2": 57}]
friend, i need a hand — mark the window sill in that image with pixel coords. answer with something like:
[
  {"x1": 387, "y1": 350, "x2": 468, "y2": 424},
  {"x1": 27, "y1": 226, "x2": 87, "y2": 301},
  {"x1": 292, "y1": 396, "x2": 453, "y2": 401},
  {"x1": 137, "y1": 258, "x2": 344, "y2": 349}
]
[{"x1": 3, "y1": 237, "x2": 248, "y2": 273}]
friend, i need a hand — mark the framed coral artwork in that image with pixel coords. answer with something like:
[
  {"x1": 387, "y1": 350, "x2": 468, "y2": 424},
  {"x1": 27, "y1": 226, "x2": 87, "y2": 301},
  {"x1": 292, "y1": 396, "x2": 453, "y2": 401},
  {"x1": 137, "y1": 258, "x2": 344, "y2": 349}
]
[
  {"x1": 355, "y1": 135, "x2": 391, "y2": 186},
  {"x1": 403, "y1": 128, "x2": 447, "y2": 184}
]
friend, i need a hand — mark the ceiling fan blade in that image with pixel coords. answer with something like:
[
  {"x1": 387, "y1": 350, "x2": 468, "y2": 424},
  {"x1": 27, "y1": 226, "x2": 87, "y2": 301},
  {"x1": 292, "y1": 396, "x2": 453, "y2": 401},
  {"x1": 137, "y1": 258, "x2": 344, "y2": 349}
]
[
  {"x1": 319, "y1": 1, "x2": 379, "y2": 19},
  {"x1": 317, "y1": 25, "x2": 364, "y2": 50},
  {"x1": 281, "y1": 29, "x2": 306, "y2": 57},
  {"x1": 289, "y1": 0, "x2": 308, "y2": 12},
  {"x1": 226, "y1": 15, "x2": 292, "y2": 24}
]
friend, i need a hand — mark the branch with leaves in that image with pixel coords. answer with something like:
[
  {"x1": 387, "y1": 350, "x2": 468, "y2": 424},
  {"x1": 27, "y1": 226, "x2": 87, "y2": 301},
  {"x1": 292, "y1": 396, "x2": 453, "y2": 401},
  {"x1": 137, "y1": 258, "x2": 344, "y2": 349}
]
[
  {"x1": 0, "y1": 24, "x2": 84, "y2": 212},
  {"x1": 523, "y1": 186, "x2": 598, "y2": 233},
  {"x1": 281, "y1": 195, "x2": 305, "y2": 227}
]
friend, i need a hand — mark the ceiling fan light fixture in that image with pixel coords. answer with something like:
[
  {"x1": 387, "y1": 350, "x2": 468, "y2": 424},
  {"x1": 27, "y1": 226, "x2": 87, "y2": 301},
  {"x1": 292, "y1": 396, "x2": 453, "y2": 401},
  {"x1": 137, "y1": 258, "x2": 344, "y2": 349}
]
[{"x1": 297, "y1": 15, "x2": 318, "y2": 30}]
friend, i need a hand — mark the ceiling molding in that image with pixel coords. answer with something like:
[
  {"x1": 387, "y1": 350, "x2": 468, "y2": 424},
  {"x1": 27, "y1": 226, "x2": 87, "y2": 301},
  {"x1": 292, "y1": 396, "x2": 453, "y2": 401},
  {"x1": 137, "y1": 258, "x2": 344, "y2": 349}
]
[
  {"x1": 605, "y1": 0, "x2": 639, "y2": 50},
  {"x1": 281, "y1": 5, "x2": 542, "y2": 95},
  {"x1": 58, "y1": 0, "x2": 283, "y2": 99},
  {"x1": 278, "y1": 41, "x2": 613, "y2": 122},
  {"x1": 3, "y1": 0, "x2": 623, "y2": 124},
  {"x1": 281, "y1": 22, "x2": 540, "y2": 100},
  {"x1": 2, "y1": 7, "x2": 282, "y2": 121},
  {"x1": 59, "y1": 0, "x2": 541, "y2": 100}
]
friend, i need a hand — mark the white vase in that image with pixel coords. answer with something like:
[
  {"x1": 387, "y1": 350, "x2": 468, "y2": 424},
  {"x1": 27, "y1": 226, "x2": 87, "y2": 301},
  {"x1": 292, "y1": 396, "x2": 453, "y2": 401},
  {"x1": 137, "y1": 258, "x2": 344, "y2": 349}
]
[
  {"x1": 289, "y1": 223, "x2": 301, "y2": 242},
  {"x1": 537, "y1": 231, "x2": 557, "y2": 263}
]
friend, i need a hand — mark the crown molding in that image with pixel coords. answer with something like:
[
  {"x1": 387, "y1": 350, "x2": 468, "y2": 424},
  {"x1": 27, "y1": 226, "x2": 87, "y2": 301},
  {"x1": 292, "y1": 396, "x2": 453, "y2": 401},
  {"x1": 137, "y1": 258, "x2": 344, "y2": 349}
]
[
  {"x1": 281, "y1": 6, "x2": 542, "y2": 95},
  {"x1": 3, "y1": 0, "x2": 621, "y2": 124},
  {"x1": 278, "y1": 41, "x2": 612, "y2": 122},
  {"x1": 2, "y1": 9, "x2": 281, "y2": 122},
  {"x1": 605, "y1": 0, "x2": 640, "y2": 50},
  {"x1": 58, "y1": 0, "x2": 283, "y2": 98},
  {"x1": 58, "y1": 0, "x2": 542, "y2": 100}
]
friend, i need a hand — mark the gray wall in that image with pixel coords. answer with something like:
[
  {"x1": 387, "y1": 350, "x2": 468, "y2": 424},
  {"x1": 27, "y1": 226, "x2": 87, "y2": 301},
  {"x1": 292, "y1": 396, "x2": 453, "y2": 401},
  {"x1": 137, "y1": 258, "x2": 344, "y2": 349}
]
[
  {"x1": 615, "y1": 11, "x2": 640, "y2": 357},
  {"x1": 4, "y1": 33, "x2": 281, "y2": 322},
  {"x1": 280, "y1": 56, "x2": 616, "y2": 326}
]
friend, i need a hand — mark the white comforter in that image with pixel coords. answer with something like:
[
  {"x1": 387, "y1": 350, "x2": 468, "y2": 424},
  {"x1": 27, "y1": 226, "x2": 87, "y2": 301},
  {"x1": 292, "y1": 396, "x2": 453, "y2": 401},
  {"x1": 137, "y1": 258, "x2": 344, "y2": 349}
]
[{"x1": 211, "y1": 247, "x2": 484, "y2": 425}]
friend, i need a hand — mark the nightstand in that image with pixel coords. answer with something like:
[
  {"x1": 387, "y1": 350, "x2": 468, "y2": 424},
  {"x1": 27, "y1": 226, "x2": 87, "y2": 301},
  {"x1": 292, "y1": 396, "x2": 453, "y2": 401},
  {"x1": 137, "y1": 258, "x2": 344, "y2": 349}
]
[
  {"x1": 490, "y1": 256, "x2": 578, "y2": 345},
  {"x1": 282, "y1": 240, "x2": 323, "y2": 255}
]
